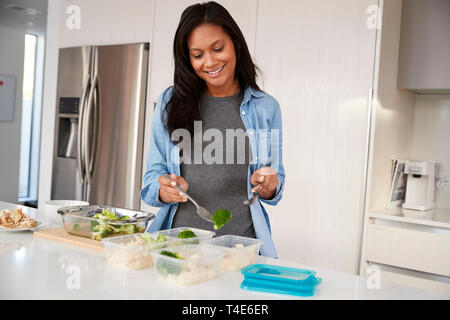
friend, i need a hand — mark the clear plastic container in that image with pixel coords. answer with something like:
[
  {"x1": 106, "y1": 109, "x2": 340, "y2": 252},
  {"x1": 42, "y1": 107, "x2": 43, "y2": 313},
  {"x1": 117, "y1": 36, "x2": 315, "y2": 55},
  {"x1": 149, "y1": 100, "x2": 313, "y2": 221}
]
[
  {"x1": 157, "y1": 227, "x2": 215, "y2": 245},
  {"x1": 202, "y1": 235, "x2": 263, "y2": 271},
  {"x1": 102, "y1": 232, "x2": 175, "y2": 270},
  {"x1": 151, "y1": 244, "x2": 225, "y2": 285}
]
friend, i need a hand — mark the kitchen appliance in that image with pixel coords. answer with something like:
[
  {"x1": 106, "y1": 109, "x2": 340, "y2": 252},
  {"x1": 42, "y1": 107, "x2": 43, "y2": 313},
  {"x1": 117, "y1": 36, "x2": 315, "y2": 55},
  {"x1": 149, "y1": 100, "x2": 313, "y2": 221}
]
[
  {"x1": 402, "y1": 160, "x2": 439, "y2": 211},
  {"x1": 51, "y1": 43, "x2": 149, "y2": 209},
  {"x1": 65, "y1": 118, "x2": 78, "y2": 158}
]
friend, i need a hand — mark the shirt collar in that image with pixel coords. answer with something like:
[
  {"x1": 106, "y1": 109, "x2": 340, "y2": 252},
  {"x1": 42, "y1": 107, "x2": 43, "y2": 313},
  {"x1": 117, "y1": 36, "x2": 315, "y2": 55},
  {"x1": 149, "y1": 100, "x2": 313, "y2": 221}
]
[{"x1": 242, "y1": 86, "x2": 264, "y2": 105}]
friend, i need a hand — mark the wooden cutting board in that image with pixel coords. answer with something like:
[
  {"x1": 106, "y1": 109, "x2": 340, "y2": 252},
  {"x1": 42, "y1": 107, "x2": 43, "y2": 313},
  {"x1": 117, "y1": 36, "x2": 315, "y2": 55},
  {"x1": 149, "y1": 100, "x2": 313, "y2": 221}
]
[{"x1": 34, "y1": 227, "x2": 104, "y2": 252}]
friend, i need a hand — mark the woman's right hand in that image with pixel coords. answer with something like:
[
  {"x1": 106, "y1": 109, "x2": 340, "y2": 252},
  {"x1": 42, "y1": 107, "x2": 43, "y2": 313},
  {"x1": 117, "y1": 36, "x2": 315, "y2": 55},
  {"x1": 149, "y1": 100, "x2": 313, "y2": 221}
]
[{"x1": 158, "y1": 174, "x2": 189, "y2": 203}]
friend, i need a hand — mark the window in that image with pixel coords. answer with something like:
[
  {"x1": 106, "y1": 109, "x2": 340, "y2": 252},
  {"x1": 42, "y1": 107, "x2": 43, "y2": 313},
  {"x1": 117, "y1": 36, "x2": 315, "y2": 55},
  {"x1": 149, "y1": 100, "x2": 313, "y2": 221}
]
[{"x1": 18, "y1": 33, "x2": 41, "y2": 204}]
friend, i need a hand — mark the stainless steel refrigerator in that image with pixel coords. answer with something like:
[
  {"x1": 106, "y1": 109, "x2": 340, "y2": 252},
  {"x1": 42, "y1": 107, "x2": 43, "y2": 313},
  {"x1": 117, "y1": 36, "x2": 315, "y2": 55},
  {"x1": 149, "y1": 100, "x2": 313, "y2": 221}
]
[{"x1": 51, "y1": 43, "x2": 149, "y2": 210}]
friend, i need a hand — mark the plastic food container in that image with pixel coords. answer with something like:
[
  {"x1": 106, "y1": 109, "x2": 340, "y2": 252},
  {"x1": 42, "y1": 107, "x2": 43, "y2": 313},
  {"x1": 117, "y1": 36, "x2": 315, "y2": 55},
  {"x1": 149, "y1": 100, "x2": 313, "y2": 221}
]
[
  {"x1": 202, "y1": 235, "x2": 263, "y2": 271},
  {"x1": 102, "y1": 232, "x2": 176, "y2": 270},
  {"x1": 240, "y1": 264, "x2": 322, "y2": 297},
  {"x1": 57, "y1": 205, "x2": 154, "y2": 240},
  {"x1": 156, "y1": 227, "x2": 215, "y2": 245},
  {"x1": 151, "y1": 244, "x2": 225, "y2": 285}
]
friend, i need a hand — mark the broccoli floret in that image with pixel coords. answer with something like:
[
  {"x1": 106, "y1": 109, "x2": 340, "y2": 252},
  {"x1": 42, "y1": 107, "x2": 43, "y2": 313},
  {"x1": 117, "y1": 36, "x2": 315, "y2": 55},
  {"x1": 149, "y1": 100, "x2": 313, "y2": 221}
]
[
  {"x1": 160, "y1": 250, "x2": 184, "y2": 260},
  {"x1": 141, "y1": 232, "x2": 156, "y2": 243},
  {"x1": 118, "y1": 224, "x2": 136, "y2": 234},
  {"x1": 177, "y1": 230, "x2": 199, "y2": 244},
  {"x1": 90, "y1": 210, "x2": 139, "y2": 240},
  {"x1": 140, "y1": 232, "x2": 154, "y2": 243},
  {"x1": 157, "y1": 234, "x2": 167, "y2": 242},
  {"x1": 91, "y1": 227, "x2": 113, "y2": 240},
  {"x1": 211, "y1": 209, "x2": 232, "y2": 230},
  {"x1": 140, "y1": 233, "x2": 168, "y2": 249},
  {"x1": 100, "y1": 209, "x2": 119, "y2": 220},
  {"x1": 156, "y1": 250, "x2": 185, "y2": 276},
  {"x1": 91, "y1": 220, "x2": 99, "y2": 229},
  {"x1": 177, "y1": 230, "x2": 197, "y2": 239}
]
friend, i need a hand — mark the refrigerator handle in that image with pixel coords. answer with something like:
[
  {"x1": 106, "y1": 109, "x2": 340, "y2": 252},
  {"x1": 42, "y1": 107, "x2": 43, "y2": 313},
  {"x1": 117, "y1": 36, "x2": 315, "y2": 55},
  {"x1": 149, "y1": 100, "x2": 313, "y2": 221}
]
[
  {"x1": 77, "y1": 74, "x2": 90, "y2": 184},
  {"x1": 84, "y1": 74, "x2": 98, "y2": 185}
]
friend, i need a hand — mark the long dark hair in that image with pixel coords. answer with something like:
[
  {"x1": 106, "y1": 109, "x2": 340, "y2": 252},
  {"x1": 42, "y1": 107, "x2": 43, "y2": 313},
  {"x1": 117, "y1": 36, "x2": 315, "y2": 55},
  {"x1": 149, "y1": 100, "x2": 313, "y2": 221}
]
[{"x1": 165, "y1": 1, "x2": 261, "y2": 138}]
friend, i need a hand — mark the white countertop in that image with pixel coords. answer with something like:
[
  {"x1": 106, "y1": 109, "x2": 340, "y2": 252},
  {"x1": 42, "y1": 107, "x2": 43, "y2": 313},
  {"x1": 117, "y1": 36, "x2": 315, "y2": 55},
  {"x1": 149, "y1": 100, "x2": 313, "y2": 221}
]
[
  {"x1": 370, "y1": 207, "x2": 450, "y2": 229},
  {"x1": 1, "y1": 201, "x2": 449, "y2": 300}
]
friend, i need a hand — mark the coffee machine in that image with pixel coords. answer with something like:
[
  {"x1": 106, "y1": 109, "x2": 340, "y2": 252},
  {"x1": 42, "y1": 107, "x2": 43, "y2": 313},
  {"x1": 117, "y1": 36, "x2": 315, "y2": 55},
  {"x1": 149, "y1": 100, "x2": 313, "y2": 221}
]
[{"x1": 402, "y1": 160, "x2": 439, "y2": 211}]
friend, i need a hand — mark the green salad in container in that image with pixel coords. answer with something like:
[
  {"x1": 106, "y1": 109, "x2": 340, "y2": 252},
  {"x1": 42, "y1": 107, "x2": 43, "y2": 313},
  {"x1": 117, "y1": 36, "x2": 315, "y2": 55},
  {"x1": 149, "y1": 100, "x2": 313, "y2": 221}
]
[{"x1": 90, "y1": 209, "x2": 143, "y2": 240}]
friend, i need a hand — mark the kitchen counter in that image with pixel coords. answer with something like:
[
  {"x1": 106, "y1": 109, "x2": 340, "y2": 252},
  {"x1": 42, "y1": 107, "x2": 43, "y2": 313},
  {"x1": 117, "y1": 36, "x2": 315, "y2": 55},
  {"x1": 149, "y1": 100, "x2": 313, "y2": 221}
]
[
  {"x1": 0, "y1": 201, "x2": 449, "y2": 300},
  {"x1": 369, "y1": 207, "x2": 450, "y2": 229}
]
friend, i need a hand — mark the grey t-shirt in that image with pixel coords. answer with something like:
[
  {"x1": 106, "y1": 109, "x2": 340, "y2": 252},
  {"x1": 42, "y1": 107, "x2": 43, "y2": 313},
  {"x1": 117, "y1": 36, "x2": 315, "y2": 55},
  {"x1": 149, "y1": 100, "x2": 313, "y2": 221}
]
[{"x1": 171, "y1": 91, "x2": 256, "y2": 238}]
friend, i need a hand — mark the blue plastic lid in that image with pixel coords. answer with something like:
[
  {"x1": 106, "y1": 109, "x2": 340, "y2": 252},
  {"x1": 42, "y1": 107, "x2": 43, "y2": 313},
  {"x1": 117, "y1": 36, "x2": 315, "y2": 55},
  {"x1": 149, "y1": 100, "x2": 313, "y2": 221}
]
[{"x1": 240, "y1": 264, "x2": 322, "y2": 297}]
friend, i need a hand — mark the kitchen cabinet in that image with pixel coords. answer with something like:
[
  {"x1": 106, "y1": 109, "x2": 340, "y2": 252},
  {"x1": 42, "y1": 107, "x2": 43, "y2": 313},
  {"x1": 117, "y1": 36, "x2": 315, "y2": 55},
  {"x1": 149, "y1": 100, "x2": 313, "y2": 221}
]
[
  {"x1": 366, "y1": 219, "x2": 450, "y2": 277},
  {"x1": 58, "y1": 0, "x2": 154, "y2": 48},
  {"x1": 397, "y1": 0, "x2": 450, "y2": 93},
  {"x1": 362, "y1": 214, "x2": 450, "y2": 294},
  {"x1": 369, "y1": 263, "x2": 450, "y2": 294}
]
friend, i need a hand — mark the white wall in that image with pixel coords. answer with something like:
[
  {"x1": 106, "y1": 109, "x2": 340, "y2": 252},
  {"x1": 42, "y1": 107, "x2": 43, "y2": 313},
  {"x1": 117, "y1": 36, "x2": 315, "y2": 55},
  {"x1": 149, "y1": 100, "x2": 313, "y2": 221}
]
[
  {"x1": 58, "y1": 0, "x2": 155, "y2": 48},
  {"x1": 254, "y1": 0, "x2": 378, "y2": 274},
  {"x1": 410, "y1": 95, "x2": 450, "y2": 209},
  {"x1": 0, "y1": 25, "x2": 25, "y2": 203}
]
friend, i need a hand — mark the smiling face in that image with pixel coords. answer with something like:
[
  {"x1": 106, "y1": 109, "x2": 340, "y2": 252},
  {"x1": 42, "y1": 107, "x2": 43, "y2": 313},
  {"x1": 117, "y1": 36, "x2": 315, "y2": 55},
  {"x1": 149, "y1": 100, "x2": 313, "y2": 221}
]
[{"x1": 187, "y1": 23, "x2": 239, "y2": 97}]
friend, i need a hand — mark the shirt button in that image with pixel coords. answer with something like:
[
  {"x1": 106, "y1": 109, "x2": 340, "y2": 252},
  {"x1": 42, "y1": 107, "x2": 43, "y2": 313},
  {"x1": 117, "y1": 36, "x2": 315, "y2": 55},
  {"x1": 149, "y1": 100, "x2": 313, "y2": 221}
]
[{"x1": 242, "y1": 111, "x2": 246, "y2": 115}]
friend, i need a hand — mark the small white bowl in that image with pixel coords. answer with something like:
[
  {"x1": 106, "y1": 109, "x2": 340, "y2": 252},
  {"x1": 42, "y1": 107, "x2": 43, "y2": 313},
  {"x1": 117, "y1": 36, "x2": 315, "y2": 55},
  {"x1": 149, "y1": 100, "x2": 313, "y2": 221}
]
[{"x1": 44, "y1": 200, "x2": 89, "y2": 225}]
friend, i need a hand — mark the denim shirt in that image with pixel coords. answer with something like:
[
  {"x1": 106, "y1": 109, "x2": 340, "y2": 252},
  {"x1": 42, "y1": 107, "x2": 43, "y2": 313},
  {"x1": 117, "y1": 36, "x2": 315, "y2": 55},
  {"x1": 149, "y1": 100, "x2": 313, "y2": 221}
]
[{"x1": 140, "y1": 86, "x2": 285, "y2": 258}]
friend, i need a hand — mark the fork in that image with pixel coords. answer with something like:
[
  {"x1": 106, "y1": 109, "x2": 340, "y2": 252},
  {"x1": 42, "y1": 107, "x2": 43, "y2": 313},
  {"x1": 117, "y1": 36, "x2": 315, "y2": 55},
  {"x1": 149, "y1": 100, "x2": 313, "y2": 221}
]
[
  {"x1": 163, "y1": 174, "x2": 213, "y2": 222},
  {"x1": 243, "y1": 184, "x2": 262, "y2": 205}
]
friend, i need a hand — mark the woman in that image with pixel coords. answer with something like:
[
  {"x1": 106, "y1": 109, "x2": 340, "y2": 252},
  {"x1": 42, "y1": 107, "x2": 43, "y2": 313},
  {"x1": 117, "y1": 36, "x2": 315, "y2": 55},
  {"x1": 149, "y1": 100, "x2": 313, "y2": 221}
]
[{"x1": 140, "y1": 1, "x2": 285, "y2": 258}]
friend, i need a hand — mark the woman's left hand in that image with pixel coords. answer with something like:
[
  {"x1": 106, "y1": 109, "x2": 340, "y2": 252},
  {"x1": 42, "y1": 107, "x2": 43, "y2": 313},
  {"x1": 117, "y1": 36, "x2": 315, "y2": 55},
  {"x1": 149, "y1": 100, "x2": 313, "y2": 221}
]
[{"x1": 250, "y1": 167, "x2": 279, "y2": 200}]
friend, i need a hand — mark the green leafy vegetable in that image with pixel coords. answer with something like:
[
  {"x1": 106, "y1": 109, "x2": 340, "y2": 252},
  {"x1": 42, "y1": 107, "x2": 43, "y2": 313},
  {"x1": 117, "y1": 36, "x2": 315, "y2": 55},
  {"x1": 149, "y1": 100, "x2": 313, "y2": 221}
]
[
  {"x1": 95, "y1": 209, "x2": 118, "y2": 221},
  {"x1": 119, "y1": 224, "x2": 136, "y2": 234},
  {"x1": 177, "y1": 229, "x2": 199, "y2": 244},
  {"x1": 72, "y1": 223, "x2": 80, "y2": 231},
  {"x1": 141, "y1": 233, "x2": 167, "y2": 245},
  {"x1": 160, "y1": 250, "x2": 184, "y2": 260},
  {"x1": 156, "y1": 250, "x2": 185, "y2": 276},
  {"x1": 90, "y1": 209, "x2": 139, "y2": 240},
  {"x1": 211, "y1": 209, "x2": 232, "y2": 230},
  {"x1": 177, "y1": 230, "x2": 196, "y2": 239}
]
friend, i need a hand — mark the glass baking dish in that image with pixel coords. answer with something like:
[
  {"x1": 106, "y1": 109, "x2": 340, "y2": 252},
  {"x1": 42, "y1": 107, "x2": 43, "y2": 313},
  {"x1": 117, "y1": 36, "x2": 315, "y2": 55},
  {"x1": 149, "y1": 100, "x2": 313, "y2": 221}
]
[
  {"x1": 202, "y1": 235, "x2": 263, "y2": 271},
  {"x1": 57, "y1": 205, "x2": 154, "y2": 241}
]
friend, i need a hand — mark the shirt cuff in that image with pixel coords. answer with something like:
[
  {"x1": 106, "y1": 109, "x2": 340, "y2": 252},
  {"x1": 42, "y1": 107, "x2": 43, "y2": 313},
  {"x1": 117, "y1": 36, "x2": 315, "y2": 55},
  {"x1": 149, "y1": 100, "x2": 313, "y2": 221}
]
[{"x1": 259, "y1": 180, "x2": 283, "y2": 206}]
